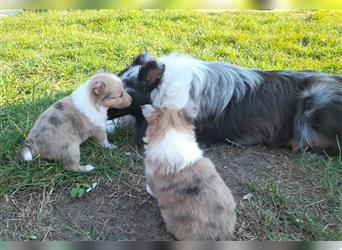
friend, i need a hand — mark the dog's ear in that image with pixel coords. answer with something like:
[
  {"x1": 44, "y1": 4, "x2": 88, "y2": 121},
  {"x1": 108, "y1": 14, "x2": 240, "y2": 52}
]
[
  {"x1": 92, "y1": 80, "x2": 106, "y2": 96},
  {"x1": 138, "y1": 61, "x2": 165, "y2": 88},
  {"x1": 141, "y1": 104, "x2": 156, "y2": 119},
  {"x1": 96, "y1": 68, "x2": 107, "y2": 74},
  {"x1": 179, "y1": 105, "x2": 198, "y2": 123},
  {"x1": 133, "y1": 52, "x2": 152, "y2": 65}
]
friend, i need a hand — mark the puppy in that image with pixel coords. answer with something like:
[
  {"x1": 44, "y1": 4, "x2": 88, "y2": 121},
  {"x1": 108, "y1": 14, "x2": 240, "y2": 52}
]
[
  {"x1": 18, "y1": 70, "x2": 132, "y2": 172},
  {"x1": 142, "y1": 104, "x2": 236, "y2": 240}
]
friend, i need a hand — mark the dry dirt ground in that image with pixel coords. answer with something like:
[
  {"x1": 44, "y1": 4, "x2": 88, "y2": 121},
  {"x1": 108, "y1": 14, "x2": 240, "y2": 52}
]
[{"x1": 0, "y1": 145, "x2": 327, "y2": 240}]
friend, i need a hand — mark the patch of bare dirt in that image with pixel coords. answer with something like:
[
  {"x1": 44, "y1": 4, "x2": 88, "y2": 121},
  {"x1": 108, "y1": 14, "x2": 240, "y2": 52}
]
[
  {"x1": 0, "y1": 172, "x2": 172, "y2": 240},
  {"x1": 204, "y1": 145, "x2": 302, "y2": 240},
  {"x1": 0, "y1": 145, "x2": 304, "y2": 240}
]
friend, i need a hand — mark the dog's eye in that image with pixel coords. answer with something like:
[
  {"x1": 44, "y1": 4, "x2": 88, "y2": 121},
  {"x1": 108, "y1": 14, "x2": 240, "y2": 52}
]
[{"x1": 106, "y1": 93, "x2": 123, "y2": 100}]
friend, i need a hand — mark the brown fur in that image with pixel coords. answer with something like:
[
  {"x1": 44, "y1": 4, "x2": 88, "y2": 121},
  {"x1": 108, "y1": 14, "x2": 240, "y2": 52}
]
[
  {"x1": 143, "y1": 106, "x2": 236, "y2": 240},
  {"x1": 90, "y1": 73, "x2": 132, "y2": 109},
  {"x1": 18, "y1": 72, "x2": 132, "y2": 172},
  {"x1": 144, "y1": 105, "x2": 194, "y2": 144}
]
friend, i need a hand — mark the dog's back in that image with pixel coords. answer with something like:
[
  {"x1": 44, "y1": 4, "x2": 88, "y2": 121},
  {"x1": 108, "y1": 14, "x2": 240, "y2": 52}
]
[
  {"x1": 116, "y1": 52, "x2": 342, "y2": 154},
  {"x1": 149, "y1": 157, "x2": 236, "y2": 240},
  {"x1": 142, "y1": 105, "x2": 236, "y2": 240},
  {"x1": 18, "y1": 96, "x2": 95, "y2": 162}
]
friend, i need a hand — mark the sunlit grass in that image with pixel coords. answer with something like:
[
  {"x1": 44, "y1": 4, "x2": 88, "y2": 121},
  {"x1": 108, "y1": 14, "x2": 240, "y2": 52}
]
[{"x1": 0, "y1": 10, "x2": 341, "y2": 240}]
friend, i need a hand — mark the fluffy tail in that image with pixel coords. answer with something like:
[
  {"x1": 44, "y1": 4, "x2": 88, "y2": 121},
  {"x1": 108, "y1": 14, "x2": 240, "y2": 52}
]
[
  {"x1": 293, "y1": 76, "x2": 342, "y2": 155},
  {"x1": 18, "y1": 144, "x2": 34, "y2": 161}
]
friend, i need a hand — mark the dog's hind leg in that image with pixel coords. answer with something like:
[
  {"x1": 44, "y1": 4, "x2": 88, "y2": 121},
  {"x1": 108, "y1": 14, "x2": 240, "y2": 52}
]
[
  {"x1": 63, "y1": 144, "x2": 94, "y2": 172},
  {"x1": 293, "y1": 80, "x2": 342, "y2": 155}
]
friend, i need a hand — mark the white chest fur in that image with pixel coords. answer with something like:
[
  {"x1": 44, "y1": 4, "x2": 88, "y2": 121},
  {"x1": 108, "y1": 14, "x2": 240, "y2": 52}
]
[
  {"x1": 144, "y1": 129, "x2": 203, "y2": 175},
  {"x1": 71, "y1": 81, "x2": 108, "y2": 130}
]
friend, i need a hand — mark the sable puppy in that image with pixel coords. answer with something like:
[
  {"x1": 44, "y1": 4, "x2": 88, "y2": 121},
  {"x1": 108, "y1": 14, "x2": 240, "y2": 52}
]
[
  {"x1": 142, "y1": 104, "x2": 236, "y2": 240},
  {"x1": 18, "y1": 70, "x2": 132, "y2": 172}
]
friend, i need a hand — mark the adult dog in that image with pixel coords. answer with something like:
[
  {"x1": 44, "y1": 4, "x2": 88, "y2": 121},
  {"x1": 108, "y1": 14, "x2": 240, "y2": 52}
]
[{"x1": 108, "y1": 52, "x2": 342, "y2": 155}]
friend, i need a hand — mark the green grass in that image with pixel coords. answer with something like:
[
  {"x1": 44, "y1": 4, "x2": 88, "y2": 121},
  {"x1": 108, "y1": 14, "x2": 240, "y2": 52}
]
[
  {"x1": 0, "y1": 10, "x2": 341, "y2": 240},
  {"x1": 247, "y1": 155, "x2": 342, "y2": 240}
]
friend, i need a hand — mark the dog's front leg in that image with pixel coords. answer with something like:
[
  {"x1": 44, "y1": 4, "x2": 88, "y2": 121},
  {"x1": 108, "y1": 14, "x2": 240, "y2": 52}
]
[
  {"x1": 101, "y1": 139, "x2": 117, "y2": 149},
  {"x1": 94, "y1": 129, "x2": 117, "y2": 149},
  {"x1": 135, "y1": 115, "x2": 147, "y2": 148},
  {"x1": 105, "y1": 119, "x2": 118, "y2": 134}
]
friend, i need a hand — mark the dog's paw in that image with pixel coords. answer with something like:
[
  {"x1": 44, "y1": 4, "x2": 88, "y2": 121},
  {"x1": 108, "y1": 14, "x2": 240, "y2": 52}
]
[
  {"x1": 107, "y1": 143, "x2": 117, "y2": 149},
  {"x1": 101, "y1": 141, "x2": 117, "y2": 149},
  {"x1": 106, "y1": 120, "x2": 118, "y2": 134},
  {"x1": 80, "y1": 165, "x2": 95, "y2": 172}
]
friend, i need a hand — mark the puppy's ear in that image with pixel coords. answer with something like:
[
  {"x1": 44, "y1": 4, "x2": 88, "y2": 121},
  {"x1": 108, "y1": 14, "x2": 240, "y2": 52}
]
[
  {"x1": 133, "y1": 52, "x2": 152, "y2": 65},
  {"x1": 92, "y1": 80, "x2": 106, "y2": 96},
  {"x1": 138, "y1": 61, "x2": 165, "y2": 87},
  {"x1": 179, "y1": 105, "x2": 197, "y2": 123},
  {"x1": 96, "y1": 68, "x2": 107, "y2": 74},
  {"x1": 141, "y1": 104, "x2": 156, "y2": 119}
]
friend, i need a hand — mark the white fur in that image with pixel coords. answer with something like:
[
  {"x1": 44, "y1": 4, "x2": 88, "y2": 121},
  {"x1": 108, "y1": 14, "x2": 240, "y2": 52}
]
[
  {"x1": 120, "y1": 65, "x2": 142, "y2": 81},
  {"x1": 302, "y1": 82, "x2": 341, "y2": 108},
  {"x1": 119, "y1": 52, "x2": 262, "y2": 122},
  {"x1": 150, "y1": 53, "x2": 262, "y2": 119},
  {"x1": 82, "y1": 165, "x2": 95, "y2": 172},
  {"x1": 141, "y1": 104, "x2": 155, "y2": 119},
  {"x1": 146, "y1": 184, "x2": 154, "y2": 197},
  {"x1": 101, "y1": 139, "x2": 117, "y2": 149},
  {"x1": 144, "y1": 129, "x2": 203, "y2": 175},
  {"x1": 22, "y1": 149, "x2": 32, "y2": 161},
  {"x1": 106, "y1": 120, "x2": 118, "y2": 134},
  {"x1": 297, "y1": 82, "x2": 341, "y2": 148},
  {"x1": 71, "y1": 80, "x2": 108, "y2": 130},
  {"x1": 297, "y1": 124, "x2": 316, "y2": 149},
  {"x1": 152, "y1": 54, "x2": 202, "y2": 109}
]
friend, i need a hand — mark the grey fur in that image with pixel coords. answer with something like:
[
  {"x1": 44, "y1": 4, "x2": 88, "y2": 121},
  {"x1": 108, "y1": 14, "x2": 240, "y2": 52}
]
[
  {"x1": 115, "y1": 52, "x2": 342, "y2": 154},
  {"x1": 190, "y1": 61, "x2": 262, "y2": 120}
]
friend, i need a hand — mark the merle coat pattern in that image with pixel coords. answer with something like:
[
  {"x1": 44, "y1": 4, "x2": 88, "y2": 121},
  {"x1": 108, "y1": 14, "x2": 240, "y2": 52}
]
[{"x1": 108, "y1": 52, "x2": 342, "y2": 154}]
